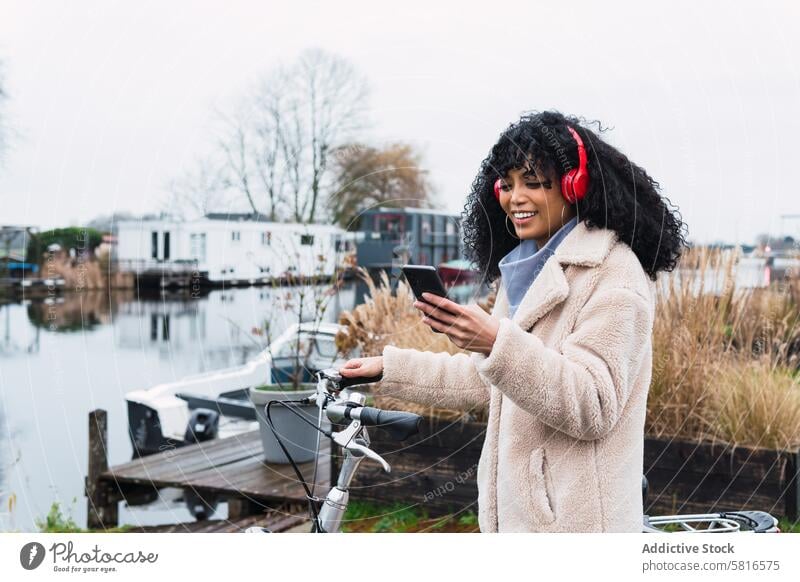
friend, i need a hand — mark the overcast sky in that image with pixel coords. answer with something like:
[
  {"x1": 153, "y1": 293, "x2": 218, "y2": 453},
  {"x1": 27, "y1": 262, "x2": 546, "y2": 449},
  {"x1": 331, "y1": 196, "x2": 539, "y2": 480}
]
[{"x1": 1, "y1": 0, "x2": 799, "y2": 244}]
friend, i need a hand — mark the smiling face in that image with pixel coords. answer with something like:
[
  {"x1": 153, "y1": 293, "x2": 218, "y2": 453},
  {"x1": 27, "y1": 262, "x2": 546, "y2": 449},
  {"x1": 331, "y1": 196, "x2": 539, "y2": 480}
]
[{"x1": 497, "y1": 164, "x2": 577, "y2": 248}]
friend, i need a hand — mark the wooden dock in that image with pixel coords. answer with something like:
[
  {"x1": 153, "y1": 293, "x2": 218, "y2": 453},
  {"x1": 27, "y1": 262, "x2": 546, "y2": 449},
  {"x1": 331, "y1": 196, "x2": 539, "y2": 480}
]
[
  {"x1": 86, "y1": 409, "x2": 330, "y2": 531},
  {"x1": 122, "y1": 505, "x2": 311, "y2": 533}
]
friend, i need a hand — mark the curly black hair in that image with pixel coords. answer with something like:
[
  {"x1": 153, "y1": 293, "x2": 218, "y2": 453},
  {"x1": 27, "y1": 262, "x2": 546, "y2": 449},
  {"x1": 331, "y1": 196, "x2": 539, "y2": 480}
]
[{"x1": 461, "y1": 110, "x2": 688, "y2": 283}]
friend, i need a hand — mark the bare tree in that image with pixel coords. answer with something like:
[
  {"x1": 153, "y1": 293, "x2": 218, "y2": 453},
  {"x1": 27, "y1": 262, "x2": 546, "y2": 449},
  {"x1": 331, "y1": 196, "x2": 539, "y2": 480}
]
[
  {"x1": 216, "y1": 103, "x2": 261, "y2": 217},
  {"x1": 167, "y1": 49, "x2": 369, "y2": 223},
  {"x1": 164, "y1": 155, "x2": 230, "y2": 219},
  {"x1": 206, "y1": 49, "x2": 369, "y2": 223},
  {"x1": 251, "y1": 74, "x2": 289, "y2": 221},
  {"x1": 293, "y1": 48, "x2": 370, "y2": 222},
  {"x1": 264, "y1": 66, "x2": 307, "y2": 222}
]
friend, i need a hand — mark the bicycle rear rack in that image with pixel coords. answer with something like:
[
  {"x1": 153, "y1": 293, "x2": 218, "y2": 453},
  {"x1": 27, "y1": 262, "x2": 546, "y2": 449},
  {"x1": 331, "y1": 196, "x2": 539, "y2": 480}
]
[{"x1": 644, "y1": 511, "x2": 780, "y2": 533}]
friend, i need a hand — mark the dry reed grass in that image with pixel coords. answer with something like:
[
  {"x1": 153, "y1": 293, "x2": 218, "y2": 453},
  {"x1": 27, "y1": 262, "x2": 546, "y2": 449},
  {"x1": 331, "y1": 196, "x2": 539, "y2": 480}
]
[{"x1": 648, "y1": 246, "x2": 800, "y2": 450}]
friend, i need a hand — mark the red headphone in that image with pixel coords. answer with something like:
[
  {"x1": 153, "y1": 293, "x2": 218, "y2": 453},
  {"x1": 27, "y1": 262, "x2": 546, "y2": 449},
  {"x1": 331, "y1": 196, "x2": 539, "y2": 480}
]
[{"x1": 493, "y1": 124, "x2": 589, "y2": 204}]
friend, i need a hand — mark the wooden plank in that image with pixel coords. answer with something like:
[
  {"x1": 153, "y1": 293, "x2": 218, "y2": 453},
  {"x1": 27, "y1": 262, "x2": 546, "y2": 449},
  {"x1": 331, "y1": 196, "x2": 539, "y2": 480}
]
[
  {"x1": 124, "y1": 503, "x2": 309, "y2": 533},
  {"x1": 110, "y1": 432, "x2": 263, "y2": 481},
  {"x1": 229, "y1": 459, "x2": 331, "y2": 494},
  {"x1": 169, "y1": 449, "x2": 330, "y2": 495},
  {"x1": 120, "y1": 447, "x2": 261, "y2": 483},
  {"x1": 105, "y1": 432, "x2": 261, "y2": 483},
  {"x1": 644, "y1": 469, "x2": 786, "y2": 513},
  {"x1": 785, "y1": 450, "x2": 800, "y2": 520},
  {"x1": 331, "y1": 416, "x2": 482, "y2": 514},
  {"x1": 644, "y1": 437, "x2": 788, "y2": 484},
  {"x1": 643, "y1": 437, "x2": 800, "y2": 520},
  {"x1": 188, "y1": 458, "x2": 301, "y2": 491},
  {"x1": 102, "y1": 430, "x2": 331, "y2": 505},
  {"x1": 370, "y1": 421, "x2": 486, "y2": 451},
  {"x1": 347, "y1": 461, "x2": 478, "y2": 513}
]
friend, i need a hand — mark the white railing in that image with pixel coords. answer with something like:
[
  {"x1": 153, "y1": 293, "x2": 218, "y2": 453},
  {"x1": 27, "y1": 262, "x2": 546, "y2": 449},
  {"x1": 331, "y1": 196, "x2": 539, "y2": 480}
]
[{"x1": 114, "y1": 258, "x2": 200, "y2": 274}]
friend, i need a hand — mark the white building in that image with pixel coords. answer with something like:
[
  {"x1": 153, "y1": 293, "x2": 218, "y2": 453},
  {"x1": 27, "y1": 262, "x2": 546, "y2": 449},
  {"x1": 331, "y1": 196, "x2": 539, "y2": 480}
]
[{"x1": 114, "y1": 213, "x2": 358, "y2": 284}]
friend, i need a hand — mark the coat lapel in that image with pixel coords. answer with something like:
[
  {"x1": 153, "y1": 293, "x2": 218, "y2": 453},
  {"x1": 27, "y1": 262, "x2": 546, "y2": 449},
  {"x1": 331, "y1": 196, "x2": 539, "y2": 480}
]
[
  {"x1": 496, "y1": 221, "x2": 618, "y2": 331},
  {"x1": 511, "y1": 257, "x2": 570, "y2": 330}
]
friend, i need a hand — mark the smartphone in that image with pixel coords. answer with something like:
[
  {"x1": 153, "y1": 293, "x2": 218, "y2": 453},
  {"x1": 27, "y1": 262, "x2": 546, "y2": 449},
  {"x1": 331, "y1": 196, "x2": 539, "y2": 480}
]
[
  {"x1": 402, "y1": 265, "x2": 451, "y2": 333},
  {"x1": 401, "y1": 264, "x2": 449, "y2": 302}
]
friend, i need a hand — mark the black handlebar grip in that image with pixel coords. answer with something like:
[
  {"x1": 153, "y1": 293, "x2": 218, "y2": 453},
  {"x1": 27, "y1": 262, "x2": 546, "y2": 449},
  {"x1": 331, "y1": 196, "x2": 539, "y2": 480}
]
[
  {"x1": 355, "y1": 407, "x2": 422, "y2": 441},
  {"x1": 338, "y1": 372, "x2": 383, "y2": 390}
]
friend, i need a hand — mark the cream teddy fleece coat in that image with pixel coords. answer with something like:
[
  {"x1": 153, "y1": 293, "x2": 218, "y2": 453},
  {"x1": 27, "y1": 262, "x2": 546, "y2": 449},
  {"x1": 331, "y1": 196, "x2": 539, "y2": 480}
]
[{"x1": 377, "y1": 221, "x2": 657, "y2": 532}]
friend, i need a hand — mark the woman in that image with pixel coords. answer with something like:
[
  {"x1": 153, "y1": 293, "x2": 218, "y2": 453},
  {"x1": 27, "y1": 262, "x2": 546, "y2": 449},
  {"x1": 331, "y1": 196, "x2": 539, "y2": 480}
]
[{"x1": 340, "y1": 110, "x2": 687, "y2": 532}]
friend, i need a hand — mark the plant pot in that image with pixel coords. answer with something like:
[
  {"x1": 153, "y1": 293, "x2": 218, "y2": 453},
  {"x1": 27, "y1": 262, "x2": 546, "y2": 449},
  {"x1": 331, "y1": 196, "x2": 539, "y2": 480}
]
[{"x1": 249, "y1": 384, "x2": 330, "y2": 464}]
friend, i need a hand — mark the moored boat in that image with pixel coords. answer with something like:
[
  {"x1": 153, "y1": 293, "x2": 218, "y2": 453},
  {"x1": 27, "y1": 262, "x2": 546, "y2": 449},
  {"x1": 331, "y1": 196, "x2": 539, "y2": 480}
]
[{"x1": 125, "y1": 322, "x2": 351, "y2": 457}]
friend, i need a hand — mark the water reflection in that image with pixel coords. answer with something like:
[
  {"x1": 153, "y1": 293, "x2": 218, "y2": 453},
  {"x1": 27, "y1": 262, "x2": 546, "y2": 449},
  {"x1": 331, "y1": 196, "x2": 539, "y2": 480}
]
[{"x1": 26, "y1": 292, "x2": 113, "y2": 333}]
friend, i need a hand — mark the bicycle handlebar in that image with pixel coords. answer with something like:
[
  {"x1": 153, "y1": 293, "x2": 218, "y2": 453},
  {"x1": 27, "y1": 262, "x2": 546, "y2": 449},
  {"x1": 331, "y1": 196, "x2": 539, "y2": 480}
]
[
  {"x1": 316, "y1": 368, "x2": 383, "y2": 390},
  {"x1": 355, "y1": 407, "x2": 422, "y2": 441},
  {"x1": 338, "y1": 372, "x2": 383, "y2": 389},
  {"x1": 318, "y1": 367, "x2": 420, "y2": 440},
  {"x1": 328, "y1": 402, "x2": 422, "y2": 441}
]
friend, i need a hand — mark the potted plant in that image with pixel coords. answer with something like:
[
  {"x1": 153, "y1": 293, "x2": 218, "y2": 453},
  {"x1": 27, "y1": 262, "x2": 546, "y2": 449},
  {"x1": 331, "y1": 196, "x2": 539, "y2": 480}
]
[
  {"x1": 249, "y1": 240, "x2": 345, "y2": 464},
  {"x1": 249, "y1": 333, "x2": 329, "y2": 464}
]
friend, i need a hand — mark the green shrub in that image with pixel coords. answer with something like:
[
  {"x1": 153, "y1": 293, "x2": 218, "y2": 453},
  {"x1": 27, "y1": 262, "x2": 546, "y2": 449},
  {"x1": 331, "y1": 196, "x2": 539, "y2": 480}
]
[
  {"x1": 36, "y1": 501, "x2": 85, "y2": 533},
  {"x1": 28, "y1": 227, "x2": 103, "y2": 262}
]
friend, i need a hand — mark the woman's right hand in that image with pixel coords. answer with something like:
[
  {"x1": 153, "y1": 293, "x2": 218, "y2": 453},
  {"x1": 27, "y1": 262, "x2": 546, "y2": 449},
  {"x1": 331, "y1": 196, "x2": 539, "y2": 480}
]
[{"x1": 339, "y1": 356, "x2": 384, "y2": 379}]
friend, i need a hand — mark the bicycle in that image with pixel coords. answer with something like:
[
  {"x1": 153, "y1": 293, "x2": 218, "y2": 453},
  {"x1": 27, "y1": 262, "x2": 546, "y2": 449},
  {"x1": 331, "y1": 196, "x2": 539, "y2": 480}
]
[
  {"x1": 246, "y1": 368, "x2": 782, "y2": 533},
  {"x1": 246, "y1": 367, "x2": 421, "y2": 533}
]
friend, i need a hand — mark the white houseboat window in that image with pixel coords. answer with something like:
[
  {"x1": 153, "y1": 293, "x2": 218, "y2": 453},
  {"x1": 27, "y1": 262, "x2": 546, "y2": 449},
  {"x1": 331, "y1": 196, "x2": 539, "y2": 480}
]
[
  {"x1": 231, "y1": 231, "x2": 241, "y2": 242},
  {"x1": 190, "y1": 233, "x2": 207, "y2": 261},
  {"x1": 445, "y1": 221, "x2": 455, "y2": 235},
  {"x1": 300, "y1": 234, "x2": 314, "y2": 245},
  {"x1": 151, "y1": 231, "x2": 158, "y2": 259},
  {"x1": 261, "y1": 231, "x2": 271, "y2": 246}
]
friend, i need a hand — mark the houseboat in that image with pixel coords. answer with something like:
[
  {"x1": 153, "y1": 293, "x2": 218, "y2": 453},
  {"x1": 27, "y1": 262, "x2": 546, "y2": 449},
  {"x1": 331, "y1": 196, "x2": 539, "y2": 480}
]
[
  {"x1": 114, "y1": 213, "x2": 358, "y2": 287},
  {"x1": 355, "y1": 207, "x2": 465, "y2": 270}
]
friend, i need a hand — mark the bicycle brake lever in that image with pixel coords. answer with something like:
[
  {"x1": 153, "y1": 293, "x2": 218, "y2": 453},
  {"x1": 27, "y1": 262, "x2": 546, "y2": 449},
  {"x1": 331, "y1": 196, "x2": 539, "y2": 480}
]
[
  {"x1": 331, "y1": 423, "x2": 391, "y2": 473},
  {"x1": 345, "y1": 440, "x2": 391, "y2": 473}
]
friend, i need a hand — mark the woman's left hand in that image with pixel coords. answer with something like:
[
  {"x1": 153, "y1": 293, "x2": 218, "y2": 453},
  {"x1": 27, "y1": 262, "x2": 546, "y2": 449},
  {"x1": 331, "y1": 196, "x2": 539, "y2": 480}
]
[{"x1": 414, "y1": 292, "x2": 500, "y2": 355}]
